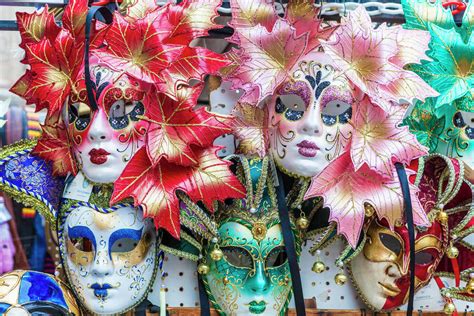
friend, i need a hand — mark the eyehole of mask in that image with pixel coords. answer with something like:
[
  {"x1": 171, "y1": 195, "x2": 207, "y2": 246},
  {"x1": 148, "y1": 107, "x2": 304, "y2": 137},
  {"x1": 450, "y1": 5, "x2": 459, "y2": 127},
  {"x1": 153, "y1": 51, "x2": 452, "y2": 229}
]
[
  {"x1": 265, "y1": 246, "x2": 287, "y2": 268},
  {"x1": 379, "y1": 233, "x2": 402, "y2": 256},
  {"x1": 321, "y1": 100, "x2": 352, "y2": 126},
  {"x1": 70, "y1": 236, "x2": 95, "y2": 253},
  {"x1": 454, "y1": 111, "x2": 474, "y2": 139},
  {"x1": 221, "y1": 246, "x2": 253, "y2": 269},
  {"x1": 111, "y1": 237, "x2": 139, "y2": 253},
  {"x1": 414, "y1": 251, "x2": 435, "y2": 265},
  {"x1": 108, "y1": 100, "x2": 145, "y2": 130},
  {"x1": 275, "y1": 95, "x2": 307, "y2": 121},
  {"x1": 69, "y1": 102, "x2": 92, "y2": 131}
]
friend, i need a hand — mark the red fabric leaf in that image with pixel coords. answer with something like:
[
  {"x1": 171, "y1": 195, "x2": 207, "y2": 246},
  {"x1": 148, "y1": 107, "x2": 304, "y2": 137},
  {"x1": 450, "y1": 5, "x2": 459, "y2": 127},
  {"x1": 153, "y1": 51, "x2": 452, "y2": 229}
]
[
  {"x1": 16, "y1": 6, "x2": 60, "y2": 51},
  {"x1": 111, "y1": 147, "x2": 245, "y2": 238},
  {"x1": 146, "y1": 85, "x2": 232, "y2": 166},
  {"x1": 24, "y1": 30, "x2": 84, "y2": 115},
  {"x1": 152, "y1": 0, "x2": 222, "y2": 44},
  {"x1": 156, "y1": 47, "x2": 230, "y2": 95},
  {"x1": 62, "y1": 0, "x2": 88, "y2": 40},
  {"x1": 32, "y1": 113, "x2": 78, "y2": 176},
  {"x1": 93, "y1": 12, "x2": 184, "y2": 84}
]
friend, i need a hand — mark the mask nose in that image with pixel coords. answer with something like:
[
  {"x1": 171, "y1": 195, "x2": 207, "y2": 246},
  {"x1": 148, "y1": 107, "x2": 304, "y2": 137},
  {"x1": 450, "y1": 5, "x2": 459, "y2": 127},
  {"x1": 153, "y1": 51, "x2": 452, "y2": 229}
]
[
  {"x1": 385, "y1": 262, "x2": 403, "y2": 279},
  {"x1": 247, "y1": 262, "x2": 270, "y2": 294},
  {"x1": 298, "y1": 104, "x2": 323, "y2": 136},
  {"x1": 88, "y1": 111, "x2": 110, "y2": 142},
  {"x1": 90, "y1": 252, "x2": 113, "y2": 278}
]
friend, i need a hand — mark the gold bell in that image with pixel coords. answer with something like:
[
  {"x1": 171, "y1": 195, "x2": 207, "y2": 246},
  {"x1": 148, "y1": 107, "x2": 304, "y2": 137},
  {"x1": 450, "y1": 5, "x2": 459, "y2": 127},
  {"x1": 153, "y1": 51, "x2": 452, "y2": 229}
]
[
  {"x1": 443, "y1": 302, "x2": 455, "y2": 315},
  {"x1": 446, "y1": 245, "x2": 459, "y2": 259},
  {"x1": 210, "y1": 248, "x2": 223, "y2": 261},
  {"x1": 197, "y1": 263, "x2": 210, "y2": 275},
  {"x1": 334, "y1": 273, "x2": 347, "y2": 285},
  {"x1": 296, "y1": 216, "x2": 309, "y2": 230},
  {"x1": 437, "y1": 211, "x2": 449, "y2": 224},
  {"x1": 466, "y1": 273, "x2": 474, "y2": 294},
  {"x1": 223, "y1": 276, "x2": 229, "y2": 285},
  {"x1": 312, "y1": 261, "x2": 326, "y2": 274}
]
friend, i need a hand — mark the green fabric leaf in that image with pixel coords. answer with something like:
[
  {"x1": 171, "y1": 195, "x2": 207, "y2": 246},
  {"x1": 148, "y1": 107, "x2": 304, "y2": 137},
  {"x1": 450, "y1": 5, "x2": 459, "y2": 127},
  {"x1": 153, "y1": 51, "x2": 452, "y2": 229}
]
[{"x1": 401, "y1": 0, "x2": 456, "y2": 31}]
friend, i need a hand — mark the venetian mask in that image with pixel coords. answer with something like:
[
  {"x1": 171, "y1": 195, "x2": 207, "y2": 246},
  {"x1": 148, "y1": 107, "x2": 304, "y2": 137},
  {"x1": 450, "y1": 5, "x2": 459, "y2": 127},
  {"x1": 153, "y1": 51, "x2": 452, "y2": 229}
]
[
  {"x1": 0, "y1": 270, "x2": 80, "y2": 315},
  {"x1": 350, "y1": 218, "x2": 445, "y2": 311},
  {"x1": 205, "y1": 220, "x2": 291, "y2": 316},
  {"x1": 64, "y1": 57, "x2": 149, "y2": 184},
  {"x1": 59, "y1": 203, "x2": 157, "y2": 315},
  {"x1": 268, "y1": 52, "x2": 354, "y2": 177},
  {"x1": 200, "y1": 157, "x2": 299, "y2": 316}
]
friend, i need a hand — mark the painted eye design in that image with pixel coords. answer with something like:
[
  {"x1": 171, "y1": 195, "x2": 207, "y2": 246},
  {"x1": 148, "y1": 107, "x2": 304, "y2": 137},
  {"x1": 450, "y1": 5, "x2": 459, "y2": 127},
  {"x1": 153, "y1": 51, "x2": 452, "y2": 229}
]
[
  {"x1": 265, "y1": 246, "x2": 288, "y2": 268},
  {"x1": 453, "y1": 111, "x2": 474, "y2": 139},
  {"x1": 221, "y1": 246, "x2": 253, "y2": 269},
  {"x1": 108, "y1": 100, "x2": 145, "y2": 130},
  {"x1": 379, "y1": 232, "x2": 402, "y2": 256},
  {"x1": 414, "y1": 250, "x2": 435, "y2": 265},
  {"x1": 275, "y1": 94, "x2": 307, "y2": 121},
  {"x1": 68, "y1": 102, "x2": 92, "y2": 131},
  {"x1": 321, "y1": 100, "x2": 352, "y2": 126}
]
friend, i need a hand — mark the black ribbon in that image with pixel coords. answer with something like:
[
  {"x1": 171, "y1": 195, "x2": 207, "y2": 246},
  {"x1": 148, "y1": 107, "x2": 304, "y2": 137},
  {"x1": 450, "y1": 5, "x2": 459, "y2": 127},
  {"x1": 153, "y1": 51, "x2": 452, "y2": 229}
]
[
  {"x1": 84, "y1": 5, "x2": 114, "y2": 111},
  {"x1": 275, "y1": 170, "x2": 306, "y2": 316},
  {"x1": 198, "y1": 272, "x2": 211, "y2": 316},
  {"x1": 395, "y1": 162, "x2": 415, "y2": 315}
]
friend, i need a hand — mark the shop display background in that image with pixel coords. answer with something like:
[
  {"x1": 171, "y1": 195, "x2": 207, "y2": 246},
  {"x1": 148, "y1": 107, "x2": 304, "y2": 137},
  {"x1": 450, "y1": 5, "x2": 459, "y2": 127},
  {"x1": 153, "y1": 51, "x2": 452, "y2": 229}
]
[{"x1": 0, "y1": 2, "x2": 473, "y2": 313}]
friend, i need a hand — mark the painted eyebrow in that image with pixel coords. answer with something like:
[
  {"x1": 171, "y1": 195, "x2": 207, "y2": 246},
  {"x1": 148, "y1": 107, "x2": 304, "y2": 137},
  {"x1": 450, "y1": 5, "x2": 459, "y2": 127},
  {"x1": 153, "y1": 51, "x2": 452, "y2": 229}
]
[
  {"x1": 108, "y1": 227, "x2": 143, "y2": 254},
  {"x1": 67, "y1": 225, "x2": 97, "y2": 250},
  {"x1": 277, "y1": 80, "x2": 311, "y2": 106}
]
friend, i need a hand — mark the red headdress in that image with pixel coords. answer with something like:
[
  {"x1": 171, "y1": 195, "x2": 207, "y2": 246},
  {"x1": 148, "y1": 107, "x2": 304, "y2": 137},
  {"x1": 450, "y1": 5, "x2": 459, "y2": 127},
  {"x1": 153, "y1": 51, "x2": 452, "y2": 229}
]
[{"x1": 10, "y1": 0, "x2": 246, "y2": 238}]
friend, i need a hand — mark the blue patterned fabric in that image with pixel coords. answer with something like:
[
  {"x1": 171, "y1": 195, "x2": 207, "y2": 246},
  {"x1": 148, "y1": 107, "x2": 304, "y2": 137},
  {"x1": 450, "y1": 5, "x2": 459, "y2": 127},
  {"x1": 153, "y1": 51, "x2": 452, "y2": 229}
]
[{"x1": 0, "y1": 142, "x2": 65, "y2": 222}]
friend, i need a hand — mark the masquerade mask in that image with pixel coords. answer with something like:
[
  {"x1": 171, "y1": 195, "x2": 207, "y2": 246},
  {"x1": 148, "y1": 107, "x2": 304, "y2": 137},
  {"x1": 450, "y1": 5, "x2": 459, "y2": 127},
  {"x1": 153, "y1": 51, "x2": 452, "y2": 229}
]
[
  {"x1": 64, "y1": 59, "x2": 149, "y2": 184},
  {"x1": 343, "y1": 154, "x2": 471, "y2": 312},
  {"x1": 268, "y1": 52, "x2": 354, "y2": 177},
  {"x1": 59, "y1": 201, "x2": 157, "y2": 315},
  {"x1": 0, "y1": 270, "x2": 80, "y2": 316},
  {"x1": 179, "y1": 156, "x2": 300, "y2": 315},
  {"x1": 350, "y1": 218, "x2": 445, "y2": 311}
]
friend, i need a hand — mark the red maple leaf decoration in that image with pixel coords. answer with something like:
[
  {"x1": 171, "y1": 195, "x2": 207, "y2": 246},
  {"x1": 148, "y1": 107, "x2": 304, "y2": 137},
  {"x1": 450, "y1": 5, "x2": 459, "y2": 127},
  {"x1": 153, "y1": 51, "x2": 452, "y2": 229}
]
[
  {"x1": 32, "y1": 113, "x2": 78, "y2": 177},
  {"x1": 16, "y1": 6, "x2": 60, "y2": 51},
  {"x1": 93, "y1": 12, "x2": 185, "y2": 85},
  {"x1": 111, "y1": 147, "x2": 246, "y2": 238},
  {"x1": 152, "y1": 0, "x2": 222, "y2": 44},
  {"x1": 146, "y1": 85, "x2": 232, "y2": 166},
  {"x1": 62, "y1": 0, "x2": 88, "y2": 40},
  {"x1": 22, "y1": 30, "x2": 84, "y2": 114}
]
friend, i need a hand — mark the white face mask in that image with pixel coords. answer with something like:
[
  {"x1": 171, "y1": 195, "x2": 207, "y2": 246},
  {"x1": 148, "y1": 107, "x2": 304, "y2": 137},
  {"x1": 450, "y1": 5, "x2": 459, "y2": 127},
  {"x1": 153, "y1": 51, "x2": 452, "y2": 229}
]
[
  {"x1": 60, "y1": 205, "x2": 157, "y2": 315},
  {"x1": 65, "y1": 65, "x2": 148, "y2": 184},
  {"x1": 268, "y1": 52, "x2": 354, "y2": 177}
]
